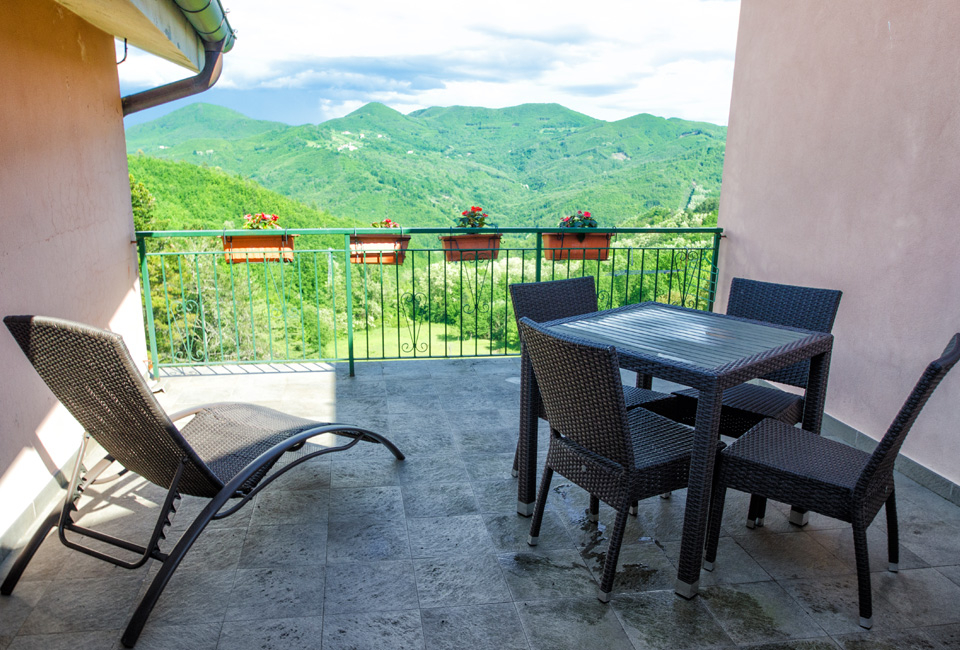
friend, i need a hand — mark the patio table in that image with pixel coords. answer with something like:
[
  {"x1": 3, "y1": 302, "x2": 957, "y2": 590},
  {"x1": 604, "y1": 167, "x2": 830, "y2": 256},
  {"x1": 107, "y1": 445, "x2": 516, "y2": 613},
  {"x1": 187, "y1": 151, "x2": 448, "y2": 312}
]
[{"x1": 518, "y1": 301, "x2": 834, "y2": 597}]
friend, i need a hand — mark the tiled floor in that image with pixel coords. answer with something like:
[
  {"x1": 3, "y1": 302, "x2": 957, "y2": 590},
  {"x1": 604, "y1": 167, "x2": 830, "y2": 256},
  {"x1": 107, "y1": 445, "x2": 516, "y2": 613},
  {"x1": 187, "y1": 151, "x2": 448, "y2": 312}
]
[{"x1": 2, "y1": 358, "x2": 960, "y2": 649}]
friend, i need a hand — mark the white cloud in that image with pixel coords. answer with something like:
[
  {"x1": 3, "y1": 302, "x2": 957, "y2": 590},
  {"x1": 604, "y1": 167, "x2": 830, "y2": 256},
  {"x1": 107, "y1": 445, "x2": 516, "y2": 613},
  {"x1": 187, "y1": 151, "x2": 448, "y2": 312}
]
[{"x1": 119, "y1": 0, "x2": 740, "y2": 125}]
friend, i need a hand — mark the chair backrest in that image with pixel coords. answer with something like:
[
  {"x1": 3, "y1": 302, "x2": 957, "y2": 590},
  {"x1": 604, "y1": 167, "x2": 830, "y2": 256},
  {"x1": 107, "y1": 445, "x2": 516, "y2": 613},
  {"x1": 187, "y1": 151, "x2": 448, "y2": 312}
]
[
  {"x1": 518, "y1": 317, "x2": 633, "y2": 468},
  {"x1": 509, "y1": 277, "x2": 598, "y2": 328},
  {"x1": 4, "y1": 315, "x2": 223, "y2": 497},
  {"x1": 855, "y1": 333, "x2": 960, "y2": 498},
  {"x1": 726, "y1": 277, "x2": 842, "y2": 388}
]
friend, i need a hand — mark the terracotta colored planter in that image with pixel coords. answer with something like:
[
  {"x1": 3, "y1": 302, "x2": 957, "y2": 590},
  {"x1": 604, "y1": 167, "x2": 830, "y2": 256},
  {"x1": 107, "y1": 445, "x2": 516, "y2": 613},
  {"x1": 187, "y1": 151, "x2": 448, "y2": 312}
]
[
  {"x1": 543, "y1": 232, "x2": 612, "y2": 261},
  {"x1": 222, "y1": 234, "x2": 296, "y2": 263},
  {"x1": 349, "y1": 234, "x2": 411, "y2": 265},
  {"x1": 438, "y1": 233, "x2": 502, "y2": 262}
]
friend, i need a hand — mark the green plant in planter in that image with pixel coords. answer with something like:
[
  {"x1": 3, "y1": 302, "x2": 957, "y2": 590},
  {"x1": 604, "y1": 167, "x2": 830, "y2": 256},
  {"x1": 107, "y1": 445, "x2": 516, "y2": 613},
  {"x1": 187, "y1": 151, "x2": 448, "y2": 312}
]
[
  {"x1": 457, "y1": 206, "x2": 490, "y2": 228},
  {"x1": 242, "y1": 212, "x2": 282, "y2": 229},
  {"x1": 559, "y1": 210, "x2": 597, "y2": 241}
]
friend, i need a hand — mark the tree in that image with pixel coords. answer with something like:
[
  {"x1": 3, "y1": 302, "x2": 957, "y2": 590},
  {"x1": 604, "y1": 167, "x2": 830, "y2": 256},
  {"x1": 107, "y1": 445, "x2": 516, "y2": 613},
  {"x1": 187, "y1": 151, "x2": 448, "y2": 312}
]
[{"x1": 130, "y1": 174, "x2": 156, "y2": 231}]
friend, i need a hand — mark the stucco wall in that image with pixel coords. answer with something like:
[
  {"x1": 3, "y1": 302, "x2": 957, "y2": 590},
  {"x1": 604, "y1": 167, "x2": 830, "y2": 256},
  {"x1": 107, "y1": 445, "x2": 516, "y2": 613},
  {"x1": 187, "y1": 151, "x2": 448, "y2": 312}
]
[
  {"x1": 719, "y1": 1, "x2": 960, "y2": 483},
  {"x1": 0, "y1": 0, "x2": 146, "y2": 551}
]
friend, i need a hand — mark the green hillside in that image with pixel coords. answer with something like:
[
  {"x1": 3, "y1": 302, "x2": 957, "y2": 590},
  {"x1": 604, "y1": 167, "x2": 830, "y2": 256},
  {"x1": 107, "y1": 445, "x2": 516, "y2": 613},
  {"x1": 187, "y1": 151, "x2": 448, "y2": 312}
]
[
  {"x1": 126, "y1": 102, "x2": 725, "y2": 227},
  {"x1": 127, "y1": 155, "x2": 361, "y2": 232}
]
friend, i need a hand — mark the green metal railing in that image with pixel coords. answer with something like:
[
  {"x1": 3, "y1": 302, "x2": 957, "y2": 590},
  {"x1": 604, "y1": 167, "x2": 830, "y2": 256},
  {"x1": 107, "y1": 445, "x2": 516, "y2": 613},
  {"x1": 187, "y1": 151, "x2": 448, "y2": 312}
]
[{"x1": 135, "y1": 227, "x2": 723, "y2": 377}]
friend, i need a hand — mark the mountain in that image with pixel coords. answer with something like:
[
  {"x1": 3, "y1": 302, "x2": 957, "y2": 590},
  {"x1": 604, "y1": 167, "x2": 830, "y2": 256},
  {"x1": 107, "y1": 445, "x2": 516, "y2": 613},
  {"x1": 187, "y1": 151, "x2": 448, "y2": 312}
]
[{"x1": 125, "y1": 102, "x2": 725, "y2": 227}]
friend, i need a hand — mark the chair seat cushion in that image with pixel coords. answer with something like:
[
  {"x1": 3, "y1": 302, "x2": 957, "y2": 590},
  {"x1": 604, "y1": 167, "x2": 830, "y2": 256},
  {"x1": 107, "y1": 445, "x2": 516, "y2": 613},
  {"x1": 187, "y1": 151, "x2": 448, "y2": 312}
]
[
  {"x1": 180, "y1": 403, "x2": 327, "y2": 490},
  {"x1": 719, "y1": 419, "x2": 872, "y2": 519}
]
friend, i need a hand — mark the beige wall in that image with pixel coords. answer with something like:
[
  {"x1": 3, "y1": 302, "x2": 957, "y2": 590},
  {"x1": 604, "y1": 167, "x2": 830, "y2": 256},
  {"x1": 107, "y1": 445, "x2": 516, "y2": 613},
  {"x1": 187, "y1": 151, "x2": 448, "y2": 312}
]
[
  {"x1": 0, "y1": 0, "x2": 146, "y2": 550},
  {"x1": 719, "y1": 1, "x2": 960, "y2": 483}
]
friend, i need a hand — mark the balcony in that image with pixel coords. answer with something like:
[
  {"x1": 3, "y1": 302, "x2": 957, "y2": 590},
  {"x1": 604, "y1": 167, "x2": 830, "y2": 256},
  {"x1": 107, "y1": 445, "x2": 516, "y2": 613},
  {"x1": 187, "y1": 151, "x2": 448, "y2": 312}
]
[{"x1": 3, "y1": 357, "x2": 960, "y2": 648}]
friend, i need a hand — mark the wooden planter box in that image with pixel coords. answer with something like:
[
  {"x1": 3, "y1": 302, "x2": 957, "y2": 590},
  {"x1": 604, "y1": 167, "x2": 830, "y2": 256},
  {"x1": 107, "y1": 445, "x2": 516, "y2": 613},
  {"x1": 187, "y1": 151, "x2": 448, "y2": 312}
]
[
  {"x1": 438, "y1": 233, "x2": 502, "y2": 262},
  {"x1": 543, "y1": 232, "x2": 612, "y2": 261},
  {"x1": 349, "y1": 234, "x2": 412, "y2": 265},
  {"x1": 222, "y1": 234, "x2": 296, "y2": 263}
]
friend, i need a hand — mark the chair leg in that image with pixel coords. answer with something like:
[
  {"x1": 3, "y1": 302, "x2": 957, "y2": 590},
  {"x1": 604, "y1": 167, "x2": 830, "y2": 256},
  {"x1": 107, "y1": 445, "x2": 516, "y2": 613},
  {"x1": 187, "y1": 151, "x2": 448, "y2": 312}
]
[
  {"x1": 527, "y1": 466, "x2": 553, "y2": 546},
  {"x1": 511, "y1": 438, "x2": 520, "y2": 478},
  {"x1": 598, "y1": 504, "x2": 631, "y2": 602},
  {"x1": 0, "y1": 510, "x2": 59, "y2": 595},
  {"x1": 886, "y1": 490, "x2": 899, "y2": 572},
  {"x1": 746, "y1": 494, "x2": 766, "y2": 528},
  {"x1": 588, "y1": 494, "x2": 600, "y2": 523},
  {"x1": 629, "y1": 501, "x2": 639, "y2": 516},
  {"x1": 851, "y1": 521, "x2": 874, "y2": 629},
  {"x1": 120, "y1": 489, "x2": 228, "y2": 647},
  {"x1": 702, "y1": 482, "x2": 727, "y2": 572}
]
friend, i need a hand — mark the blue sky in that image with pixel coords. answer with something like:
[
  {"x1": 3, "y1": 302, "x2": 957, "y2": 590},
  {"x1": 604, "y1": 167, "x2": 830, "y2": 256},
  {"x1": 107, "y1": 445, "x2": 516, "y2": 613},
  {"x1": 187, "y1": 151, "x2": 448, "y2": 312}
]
[{"x1": 119, "y1": 0, "x2": 740, "y2": 127}]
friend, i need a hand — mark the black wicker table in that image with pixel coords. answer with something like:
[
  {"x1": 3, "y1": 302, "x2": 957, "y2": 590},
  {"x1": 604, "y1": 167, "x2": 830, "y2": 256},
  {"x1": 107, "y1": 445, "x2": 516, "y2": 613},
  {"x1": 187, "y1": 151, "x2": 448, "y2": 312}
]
[{"x1": 519, "y1": 301, "x2": 834, "y2": 598}]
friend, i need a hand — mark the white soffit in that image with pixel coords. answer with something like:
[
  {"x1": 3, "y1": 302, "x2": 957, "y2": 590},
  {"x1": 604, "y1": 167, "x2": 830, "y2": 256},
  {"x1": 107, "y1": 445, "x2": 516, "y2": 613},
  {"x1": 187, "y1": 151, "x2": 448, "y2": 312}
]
[{"x1": 55, "y1": 0, "x2": 203, "y2": 71}]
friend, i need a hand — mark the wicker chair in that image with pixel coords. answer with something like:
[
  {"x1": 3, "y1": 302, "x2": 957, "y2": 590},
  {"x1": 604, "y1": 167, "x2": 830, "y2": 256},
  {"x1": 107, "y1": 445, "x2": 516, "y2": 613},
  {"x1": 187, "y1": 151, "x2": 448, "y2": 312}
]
[
  {"x1": 518, "y1": 317, "x2": 721, "y2": 602},
  {"x1": 509, "y1": 277, "x2": 672, "y2": 481},
  {"x1": 645, "y1": 277, "x2": 842, "y2": 526},
  {"x1": 703, "y1": 333, "x2": 960, "y2": 629},
  {"x1": 1, "y1": 315, "x2": 404, "y2": 648}
]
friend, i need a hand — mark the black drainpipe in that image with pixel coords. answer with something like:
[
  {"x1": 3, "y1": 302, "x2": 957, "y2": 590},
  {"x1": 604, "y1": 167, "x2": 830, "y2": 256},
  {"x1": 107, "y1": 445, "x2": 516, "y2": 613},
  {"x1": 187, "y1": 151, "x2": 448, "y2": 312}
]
[{"x1": 121, "y1": 38, "x2": 226, "y2": 117}]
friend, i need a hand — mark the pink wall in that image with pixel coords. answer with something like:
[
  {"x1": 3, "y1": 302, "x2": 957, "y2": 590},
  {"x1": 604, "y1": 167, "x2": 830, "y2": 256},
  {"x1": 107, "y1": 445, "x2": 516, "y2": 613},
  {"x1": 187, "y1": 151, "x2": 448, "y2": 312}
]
[
  {"x1": 719, "y1": 1, "x2": 960, "y2": 483},
  {"x1": 0, "y1": 0, "x2": 146, "y2": 543}
]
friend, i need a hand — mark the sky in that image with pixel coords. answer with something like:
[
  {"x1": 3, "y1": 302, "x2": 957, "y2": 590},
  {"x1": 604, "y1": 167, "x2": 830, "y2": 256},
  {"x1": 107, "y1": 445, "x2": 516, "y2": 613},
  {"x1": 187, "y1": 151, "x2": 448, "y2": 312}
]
[{"x1": 118, "y1": 0, "x2": 741, "y2": 127}]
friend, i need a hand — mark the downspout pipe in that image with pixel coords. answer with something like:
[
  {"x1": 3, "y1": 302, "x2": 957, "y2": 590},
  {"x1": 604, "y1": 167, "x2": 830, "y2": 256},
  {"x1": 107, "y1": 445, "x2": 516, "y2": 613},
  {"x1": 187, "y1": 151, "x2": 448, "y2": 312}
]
[
  {"x1": 122, "y1": 38, "x2": 225, "y2": 116},
  {"x1": 121, "y1": 0, "x2": 235, "y2": 116}
]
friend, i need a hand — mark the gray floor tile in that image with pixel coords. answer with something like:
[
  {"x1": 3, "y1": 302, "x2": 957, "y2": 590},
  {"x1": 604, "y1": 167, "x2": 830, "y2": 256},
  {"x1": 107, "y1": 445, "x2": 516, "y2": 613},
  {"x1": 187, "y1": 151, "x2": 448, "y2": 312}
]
[
  {"x1": 808, "y1": 524, "x2": 929, "y2": 573},
  {"x1": 474, "y1": 479, "x2": 524, "y2": 514},
  {"x1": 454, "y1": 428, "x2": 519, "y2": 455},
  {"x1": 899, "y1": 519, "x2": 960, "y2": 568},
  {"x1": 611, "y1": 590, "x2": 734, "y2": 650},
  {"x1": 217, "y1": 616, "x2": 324, "y2": 650},
  {"x1": 324, "y1": 561, "x2": 419, "y2": 614},
  {"x1": 6, "y1": 631, "x2": 128, "y2": 650},
  {"x1": 251, "y1": 489, "x2": 329, "y2": 526},
  {"x1": 397, "y1": 454, "x2": 470, "y2": 485},
  {"x1": 142, "y1": 569, "x2": 236, "y2": 627},
  {"x1": 402, "y1": 482, "x2": 479, "y2": 518},
  {"x1": 414, "y1": 554, "x2": 512, "y2": 608},
  {"x1": 0, "y1": 581, "x2": 47, "y2": 638},
  {"x1": 330, "y1": 457, "x2": 402, "y2": 488},
  {"x1": 483, "y1": 510, "x2": 574, "y2": 552},
  {"x1": 128, "y1": 622, "x2": 221, "y2": 650},
  {"x1": 326, "y1": 519, "x2": 411, "y2": 564},
  {"x1": 461, "y1": 453, "x2": 517, "y2": 481},
  {"x1": 329, "y1": 485, "x2": 405, "y2": 521},
  {"x1": 701, "y1": 580, "x2": 828, "y2": 645},
  {"x1": 663, "y1": 536, "x2": 771, "y2": 587},
  {"x1": 922, "y1": 622, "x2": 960, "y2": 648},
  {"x1": 742, "y1": 640, "x2": 840, "y2": 650},
  {"x1": 732, "y1": 531, "x2": 853, "y2": 581},
  {"x1": 832, "y1": 628, "x2": 939, "y2": 649},
  {"x1": 421, "y1": 603, "x2": 528, "y2": 650},
  {"x1": 225, "y1": 565, "x2": 325, "y2": 621},
  {"x1": 580, "y1": 541, "x2": 678, "y2": 594},
  {"x1": 238, "y1": 523, "x2": 327, "y2": 568},
  {"x1": 18, "y1": 574, "x2": 144, "y2": 635},
  {"x1": 322, "y1": 610, "x2": 424, "y2": 650},
  {"x1": 935, "y1": 564, "x2": 960, "y2": 588},
  {"x1": 871, "y1": 568, "x2": 960, "y2": 626},
  {"x1": 497, "y1": 549, "x2": 598, "y2": 600},
  {"x1": 407, "y1": 515, "x2": 496, "y2": 558},
  {"x1": 780, "y1": 574, "x2": 915, "y2": 635},
  {"x1": 518, "y1": 597, "x2": 634, "y2": 650}
]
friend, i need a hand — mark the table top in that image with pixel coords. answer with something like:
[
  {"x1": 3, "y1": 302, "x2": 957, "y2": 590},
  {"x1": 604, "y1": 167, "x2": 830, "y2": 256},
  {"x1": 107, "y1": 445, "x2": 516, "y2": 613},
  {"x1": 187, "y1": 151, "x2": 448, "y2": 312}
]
[{"x1": 544, "y1": 302, "x2": 832, "y2": 388}]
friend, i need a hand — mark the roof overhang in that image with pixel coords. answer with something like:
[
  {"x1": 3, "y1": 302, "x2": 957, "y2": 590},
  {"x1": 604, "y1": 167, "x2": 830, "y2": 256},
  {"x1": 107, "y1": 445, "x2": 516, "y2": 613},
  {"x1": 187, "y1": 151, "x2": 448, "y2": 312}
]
[{"x1": 53, "y1": 0, "x2": 233, "y2": 72}]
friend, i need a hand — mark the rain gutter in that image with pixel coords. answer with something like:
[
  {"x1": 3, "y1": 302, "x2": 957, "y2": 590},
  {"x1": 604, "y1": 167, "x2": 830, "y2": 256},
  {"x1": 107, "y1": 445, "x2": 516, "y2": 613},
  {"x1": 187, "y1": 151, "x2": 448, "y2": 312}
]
[{"x1": 121, "y1": 0, "x2": 236, "y2": 117}]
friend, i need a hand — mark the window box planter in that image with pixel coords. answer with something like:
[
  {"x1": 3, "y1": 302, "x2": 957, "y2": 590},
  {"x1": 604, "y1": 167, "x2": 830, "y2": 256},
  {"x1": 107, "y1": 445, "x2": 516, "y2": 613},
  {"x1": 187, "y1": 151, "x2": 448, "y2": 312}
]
[
  {"x1": 222, "y1": 234, "x2": 296, "y2": 263},
  {"x1": 438, "y1": 233, "x2": 502, "y2": 262},
  {"x1": 543, "y1": 232, "x2": 612, "y2": 261},
  {"x1": 349, "y1": 234, "x2": 412, "y2": 265}
]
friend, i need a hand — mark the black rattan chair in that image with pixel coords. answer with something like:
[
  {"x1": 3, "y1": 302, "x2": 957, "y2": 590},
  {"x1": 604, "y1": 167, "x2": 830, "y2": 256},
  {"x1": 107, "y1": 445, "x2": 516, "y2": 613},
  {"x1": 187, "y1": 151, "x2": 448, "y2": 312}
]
[
  {"x1": 645, "y1": 277, "x2": 842, "y2": 526},
  {"x1": 0, "y1": 315, "x2": 404, "y2": 648},
  {"x1": 509, "y1": 277, "x2": 671, "y2": 481},
  {"x1": 703, "y1": 333, "x2": 960, "y2": 629},
  {"x1": 518, "y1": 317, "x2": 721, "y2": 602}
]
